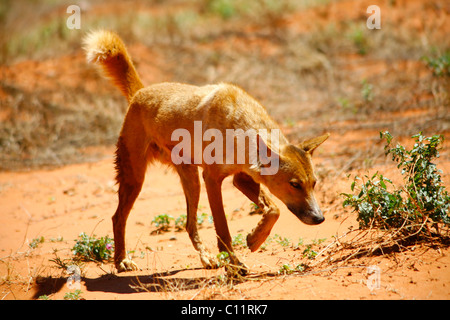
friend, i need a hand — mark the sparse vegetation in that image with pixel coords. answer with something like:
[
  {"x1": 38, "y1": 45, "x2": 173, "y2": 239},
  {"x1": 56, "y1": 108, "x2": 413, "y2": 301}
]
[
  {"x1": 232, "y1": 233, "x2": 247, "y2": 248},
  {"x1": 175, "y1": 214, "x2": 187, "y2": 231},
  {"x1": 29, "y1": 236, "x2": 45, "y2": 249},
  {"x1": 151, "y1": 214, "x2": 174, "y2": 232},
  {"x1": 303, "y1": 133, "x2": 449, "y2": 274},
  {"x1": 422, "y1": 52, "x2": 450, "y2": 77},
  {"x1": 278, "y1": 263, "x2": 305, "y2": 275},
  {"x1": 216, "y1": 251, "x2": 231, "y2": 267},
  {"x1": 153, "y1": 213, "x2": 213, "y2": 233},
  {"x1": 342, "y1": 132, "x2": 449, "y2": 242},
  {"x1": 274, "y1": 234, "x2": 291, "y2": 248},
  {"x1": 349, "y1": 27, "x2": 369, "y2": 55},
  {"x1": 72, "y1": 232, "x2": 114, "y2": 262},
  {"x1": 63, "y1": 289, "x2": 84, "y2": 300},
  {"x1": 361, "y1": 79, "x2": 374, "y2": 103}
]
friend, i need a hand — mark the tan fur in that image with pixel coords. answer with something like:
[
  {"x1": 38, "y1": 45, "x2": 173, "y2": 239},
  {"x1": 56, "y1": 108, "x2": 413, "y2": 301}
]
[
  {"x1": 83, "y1": 30, "x2": 143, "y2": 102},
  {"x1": 84, "y1": 30, "x2": 329, "y2": 273}
]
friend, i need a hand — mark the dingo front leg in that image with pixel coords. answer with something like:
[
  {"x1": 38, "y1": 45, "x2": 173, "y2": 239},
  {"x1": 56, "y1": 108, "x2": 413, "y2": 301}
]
[
  {"x1": 176, "y1": 165, "x2": 218, "y2": 269},
  {"x1": 203, "y1": 170, "x2": 248, "y2": 275},
  {"x1": 233, "y1": 172, "x2": 280, "y2": 252}
]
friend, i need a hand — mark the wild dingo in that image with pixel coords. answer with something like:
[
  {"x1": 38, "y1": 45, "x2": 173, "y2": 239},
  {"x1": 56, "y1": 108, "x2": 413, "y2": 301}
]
[{"x1": 84, "y1": 30, "x2": 329, "y2": 273}]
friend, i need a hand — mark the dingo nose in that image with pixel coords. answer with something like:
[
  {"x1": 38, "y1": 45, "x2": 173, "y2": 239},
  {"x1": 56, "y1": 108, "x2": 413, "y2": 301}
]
[
  {"x1": 288, "y1": 205, "x2": 325, "y2": 225},
  {"x1": 312, "y1": 214, "x2": 325, "y2": 224}
]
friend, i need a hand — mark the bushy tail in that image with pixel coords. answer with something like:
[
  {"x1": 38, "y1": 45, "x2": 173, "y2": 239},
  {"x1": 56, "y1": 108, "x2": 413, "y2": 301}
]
[{"x1": 83, "y1": 30, "x2": 144, "y2": 102}]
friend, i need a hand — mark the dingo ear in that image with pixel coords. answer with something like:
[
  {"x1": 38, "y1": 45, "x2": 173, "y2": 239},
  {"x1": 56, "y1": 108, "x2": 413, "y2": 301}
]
[{"x1": 299, "y1": 133, "x2": 330, "y2": 155}]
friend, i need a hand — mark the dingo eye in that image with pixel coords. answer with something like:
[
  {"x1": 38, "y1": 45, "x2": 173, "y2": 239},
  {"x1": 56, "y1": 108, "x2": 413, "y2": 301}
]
[{"x1": 290, "y1": 181, "x2": 301, "y2": 189}]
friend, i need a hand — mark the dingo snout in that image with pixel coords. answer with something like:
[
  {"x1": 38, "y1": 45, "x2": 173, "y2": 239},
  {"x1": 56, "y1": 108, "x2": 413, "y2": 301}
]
[
  {"x1": 287, "y1": 198, "x2": 325, "y2": 225},
  {"x1": 259, "y1": 134, "x2": 329, "y2": 227}
]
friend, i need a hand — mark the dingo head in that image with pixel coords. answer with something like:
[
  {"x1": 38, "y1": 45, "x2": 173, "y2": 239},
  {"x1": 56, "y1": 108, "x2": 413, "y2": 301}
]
[{"x1": 257, "y1": 133, "x2": 329, "y2": 225}]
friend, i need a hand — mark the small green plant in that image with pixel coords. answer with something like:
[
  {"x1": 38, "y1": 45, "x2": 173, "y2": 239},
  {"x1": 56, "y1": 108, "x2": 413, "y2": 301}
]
[
  {"x1": 207, "y1": 0, "x2": 237, "y2": 19},
  {"x1": 29, "y1": 236, "x2": 45, "y2": 249},
  {"x1": 50, "y1": 236, "x2": 64, "y2": 243},
  {"x1": 342, "y1": 132, "x2": 450, "y2": 241},
  {"x1": 278, "y1": 263, "x2": 305, "y2": 275},
  {"x1": 422, "y1": 52, "x2": 450, "y2": 77},
  {"x1": 64, "y1": 290, "x2": 83, "y2": 300},
  {"x1": 216, "y1": 251, "x2": 231, "y2": 267},
  {"x1": 302, "y1": 244, "x2": 318, "y2": 259},
  {"x1": 49, "y1": 251, "x2": 78, "y2": 270},
  {"x1": 273, "y1": 234, "x2": 291, "y2": 248},
  {"x1": 350, "y1": 28, "x2": 368, "y2": 55},
  {"x1": 249, "y1": 202, "x2": 262, "y2": 215},
  {"x1": 172, "y1": 213, "x2": 213, "y2": 231},
  {"x1": 197, "y1": 212, "x2": 209, "y2": 225},
  {"x1": 159, "y1": 212, "x2": 213, "y2": 232},
  {"x1": 151, "y1": 214, "x2": 174, "y2": 231},
  {"x1": 232, "y1": 233, "x2": 247, "y2": 248},
  {"x1": 296, "y1": 238, "x2": 326, "y2": 259},
  {"x1": 175, "y1": 214, "x2": 187, "y2": 231},
  {"x1": 72, "y1": 233, "x2": 114, "y2": 262},
  {"x1": 361, "y1": 79, "x2": 374, "y2": 102}
]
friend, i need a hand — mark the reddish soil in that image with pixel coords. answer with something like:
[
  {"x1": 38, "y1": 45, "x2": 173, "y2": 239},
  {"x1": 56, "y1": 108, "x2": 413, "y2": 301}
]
[
  {"x1": 1, "y1": 144, "x2": 449, "y2": 300},
  {"x1": 1, "y1": 0, "x2": 449, "y2": 300}
]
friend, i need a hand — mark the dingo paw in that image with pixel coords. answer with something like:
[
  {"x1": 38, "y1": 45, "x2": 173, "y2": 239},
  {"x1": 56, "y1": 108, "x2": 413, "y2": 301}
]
[
  {"x1": 117, "y1": 258, "x2": 139, "y2": 273},
  {"x1": 200, "y1": 252, "x2": 219, "y2": 269},
  {"x1": 225, "y1": 261, "x2": 249, "y2": 277},
  {"x1": 246, "y1": 233, "x2": 264, "y2": 252}
]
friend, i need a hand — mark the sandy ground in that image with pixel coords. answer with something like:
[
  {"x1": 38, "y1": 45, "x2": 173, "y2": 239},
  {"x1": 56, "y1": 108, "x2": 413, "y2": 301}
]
[
  {"x1": 1, "y1": 0, "x2": 449, "y2": 301},
  {"x1": 1, "y1": 145, "x2": 449, "y2": 300}
]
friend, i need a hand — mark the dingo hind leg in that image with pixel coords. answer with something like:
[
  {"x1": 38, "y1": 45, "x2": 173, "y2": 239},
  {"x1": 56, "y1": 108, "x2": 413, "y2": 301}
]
[{"x1": 112, "y1": 114, "x2": 148, "y2": 272}]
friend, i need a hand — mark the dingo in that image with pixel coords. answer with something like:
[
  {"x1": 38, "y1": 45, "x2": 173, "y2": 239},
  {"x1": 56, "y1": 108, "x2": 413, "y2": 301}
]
[{"x1": 84, "y1": 30, "x2": 329, "y2": 273}]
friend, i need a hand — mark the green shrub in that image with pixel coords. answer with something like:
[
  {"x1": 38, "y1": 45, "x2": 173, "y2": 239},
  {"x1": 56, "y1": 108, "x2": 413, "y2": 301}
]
[
  {"x1": 278, "y1": 263, "x2": 305, "y2": 275},
  {"x1": 64, "y1": 290, "x2": 84, "y2": 300},
  {"x1": 157, "y1": 213, "x2": 213, "y2": 232},
  {"x1": 29, "y1": 236, "x2": 45, "y2": 249},
  {"x1": 422, "y1": 52, "x2": 450, "y2": 77},
  {"x1": 342, "y1": 132, "x2": 449, "y2": 241},
  {"x1": 232, "y1": 233, "x2": 247, "y2": 248},
  {"x1": 72, "y1": 233, "x2": 114, "y2": 262},
  {"x1": 175, "y1": 214, "x2": 187, "y2": 231},
  {"x1": 151, "y1": 214, "x2": 174, "y2": 232}
]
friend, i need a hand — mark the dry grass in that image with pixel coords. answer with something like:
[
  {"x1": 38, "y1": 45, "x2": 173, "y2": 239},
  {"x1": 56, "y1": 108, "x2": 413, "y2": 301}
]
[{"x1": 1, "y1": 0, "x2": 448, "y2": 170}]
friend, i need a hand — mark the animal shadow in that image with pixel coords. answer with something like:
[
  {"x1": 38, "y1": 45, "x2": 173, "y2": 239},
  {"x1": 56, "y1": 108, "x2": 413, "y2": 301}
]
[{"x1": 33, "y1": 267, "x2": 279, "y2": 298}]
